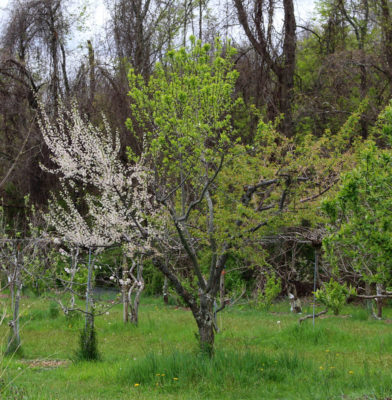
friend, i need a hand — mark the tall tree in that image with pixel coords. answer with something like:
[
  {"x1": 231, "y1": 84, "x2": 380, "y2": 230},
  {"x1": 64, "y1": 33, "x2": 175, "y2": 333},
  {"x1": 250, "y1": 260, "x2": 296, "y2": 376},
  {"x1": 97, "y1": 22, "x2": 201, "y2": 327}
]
[
  {"x1": 234, "y1": 0, "x2": 296, "y2": 136},
  {"x1": 0, "y1": 0, "x2": 72, "y2": 206},
  {"x1": 107, "y1": 0, "x2": 181, "y2": 78}
]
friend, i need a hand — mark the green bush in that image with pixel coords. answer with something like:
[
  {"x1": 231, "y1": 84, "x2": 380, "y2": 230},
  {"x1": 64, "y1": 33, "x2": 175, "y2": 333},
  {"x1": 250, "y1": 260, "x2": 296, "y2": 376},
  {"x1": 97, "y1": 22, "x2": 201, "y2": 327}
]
[
  {"x1": 254, "y1": 273, "x2": 281, "y2": 310},
  {"x1": 314, "y1": 279, "x2": 355, "y2": 315}
]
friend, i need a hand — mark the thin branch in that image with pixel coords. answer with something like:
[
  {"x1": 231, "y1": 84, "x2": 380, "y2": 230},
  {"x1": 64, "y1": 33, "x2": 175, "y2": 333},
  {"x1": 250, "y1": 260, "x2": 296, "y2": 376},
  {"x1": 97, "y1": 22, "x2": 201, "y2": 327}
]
[{"x1": 178, "y1": 153, "x2": 225, "y2": 222}]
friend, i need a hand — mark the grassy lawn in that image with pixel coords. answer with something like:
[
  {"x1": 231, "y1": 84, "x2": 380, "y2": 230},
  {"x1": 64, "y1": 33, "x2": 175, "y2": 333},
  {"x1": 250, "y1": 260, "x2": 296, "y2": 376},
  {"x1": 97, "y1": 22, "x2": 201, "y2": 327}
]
[{"x1": 1, "y1": 295, "x2": 392, "y2": 399}]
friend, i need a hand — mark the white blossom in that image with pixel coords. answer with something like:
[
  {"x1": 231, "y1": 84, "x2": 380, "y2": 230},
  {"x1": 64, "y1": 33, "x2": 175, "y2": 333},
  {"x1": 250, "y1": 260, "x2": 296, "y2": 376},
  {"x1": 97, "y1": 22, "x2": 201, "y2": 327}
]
[{"x1": 39, "y1": 102, "x2": 165, "y2": 252}]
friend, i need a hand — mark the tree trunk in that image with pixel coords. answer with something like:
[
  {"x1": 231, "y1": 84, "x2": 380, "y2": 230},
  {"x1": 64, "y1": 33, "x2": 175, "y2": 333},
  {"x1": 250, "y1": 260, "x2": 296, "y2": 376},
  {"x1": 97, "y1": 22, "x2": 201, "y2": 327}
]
[
  {"x1": 365, "y1": 281, "x2": 372, "y2": 313},
  {"x1": 81, "y1": 248, "x2": 98, "y2": 360},
  {"x1": 6, "y1": 258, "x2": 22, "y2": 355},
  {"x1": 197, "y1": 315, "x2": 215, "y2": 356},
  {"x1": 376, "y1": 283, "x2": 383, "y2": 319},
  {"x1": 9, "y1": 279, "x2": 22, "y2": 352},
  {"x1": 87, "y1": 40, "x2": 96, "y2": 108},
  {"x1": 163, "y1": 276, "x2": 169, "y2": 305},
  {"x1": 196, "y1": 294, "x2": 215, "y2": 356},
  {"x1": 129, "y1": 259, "x2": 144, "y2": 325},
  {"x1": 122, "y1": 253, "x2": 129, "y2": 323},
  {"x1": 219, "y1": 270, "x2": 225, "y2": 305},
  {"x1": 85, "y1": 248, "x2": 94, "y2": 332},
  {"x1": 70, "y1": 247, "x2": 79, "y2": 309}
]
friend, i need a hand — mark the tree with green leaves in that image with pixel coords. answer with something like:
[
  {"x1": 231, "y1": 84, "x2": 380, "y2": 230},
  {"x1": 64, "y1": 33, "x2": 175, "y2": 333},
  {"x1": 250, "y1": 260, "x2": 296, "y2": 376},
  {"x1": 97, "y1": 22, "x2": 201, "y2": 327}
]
[
  {"x1": 127, "y1": 37, "x2": 252, "y2": 354},
  {"x1": 322, "y1": 103, "x2": 392, "y2": 318},
  {"x1": 126, "y1": 37, "x2": 362, "y2": 353}
]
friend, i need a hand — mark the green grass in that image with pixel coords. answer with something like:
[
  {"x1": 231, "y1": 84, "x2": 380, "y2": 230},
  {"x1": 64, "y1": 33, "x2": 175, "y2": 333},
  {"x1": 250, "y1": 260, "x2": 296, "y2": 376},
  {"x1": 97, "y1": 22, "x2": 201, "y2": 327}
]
[{"x1": 1, "y1": 295, "x2": 392, "y2": 399}]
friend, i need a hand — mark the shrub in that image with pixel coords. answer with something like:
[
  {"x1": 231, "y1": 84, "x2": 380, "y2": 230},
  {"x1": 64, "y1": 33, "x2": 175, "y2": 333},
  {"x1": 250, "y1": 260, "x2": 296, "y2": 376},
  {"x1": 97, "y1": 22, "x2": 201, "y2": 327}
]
[
  {"x1": 314, "y1": 279, "x2": 355, "y2": 315},
  {"x1": 254, "y1": 273, "x2": 281, "y2": 310}
]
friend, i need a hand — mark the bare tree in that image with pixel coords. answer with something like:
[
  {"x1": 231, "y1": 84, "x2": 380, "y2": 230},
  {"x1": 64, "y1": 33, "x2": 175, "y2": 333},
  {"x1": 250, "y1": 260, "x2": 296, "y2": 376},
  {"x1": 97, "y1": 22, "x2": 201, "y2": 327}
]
[
  {"x1": 107, "y1": 0, "x2": 182, "y2": 78},
  {"x1": 0, "y1": 205, "x2": 49, "y2": 354},
  {"x1": 234, "y1": 0, "x2": 296, "y2": 136}
]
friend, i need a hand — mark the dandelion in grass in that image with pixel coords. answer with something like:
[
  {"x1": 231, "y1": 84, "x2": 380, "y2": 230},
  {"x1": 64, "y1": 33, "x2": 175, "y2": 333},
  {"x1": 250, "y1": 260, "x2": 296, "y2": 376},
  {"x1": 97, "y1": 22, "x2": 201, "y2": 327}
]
[
  {"x1": 173, "y1": 377, "x2": 179, "y2": 381},
  {"x1": 161, "y1": 374, "x2": 165, "y2": 376},
  {"x1": 325, "y1": 349, "x2": 330, "y2": 353},
  {"x1": 134, "y1": 383, "x2": 140, "y2": 387},
  {"x1": 349, "y1": 370, "x2": 354, "y2": 374},
  {"x1": 156, "y1": 374, "x2": 161, "y2": 376},
  {"x1": 319, "y1": 366, "x2": 324, "y2": 370},
  {"x1": 330, "y1": 366, "x2": 335, "y2": 369}
]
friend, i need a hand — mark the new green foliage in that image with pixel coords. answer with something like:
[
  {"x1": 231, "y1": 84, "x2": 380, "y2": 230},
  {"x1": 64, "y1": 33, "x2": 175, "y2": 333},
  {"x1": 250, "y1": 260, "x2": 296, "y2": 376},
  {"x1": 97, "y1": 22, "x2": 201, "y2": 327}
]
[
  {"x1": 323, "y1": 102, "x2": 392, "y2": 295},
  {"x1": 127, "y1": 37, "x2": 253, "y2": 352},
  {"x1": 255, "y1": 272, "x2": 282, "y2": 310},
  {"x1": 314, "y1": 279, "x2": 355, "y2": 315}
]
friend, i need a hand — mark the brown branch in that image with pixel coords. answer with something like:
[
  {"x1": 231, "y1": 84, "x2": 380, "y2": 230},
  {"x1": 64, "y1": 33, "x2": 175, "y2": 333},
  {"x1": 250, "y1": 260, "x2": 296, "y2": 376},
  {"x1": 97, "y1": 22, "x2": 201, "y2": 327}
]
[
  {"x1": 178, "y1": 153, "x2": 225, "y2": 222},
  {"x1": 299, "y1": 309, "x2": 327, "y2": 324},
  {"x1": 300, "y1": 178, "x2": 339, "y2": 203},
  {"x1": 356, "y1": 294, "x2": 392, "y2": 299}
]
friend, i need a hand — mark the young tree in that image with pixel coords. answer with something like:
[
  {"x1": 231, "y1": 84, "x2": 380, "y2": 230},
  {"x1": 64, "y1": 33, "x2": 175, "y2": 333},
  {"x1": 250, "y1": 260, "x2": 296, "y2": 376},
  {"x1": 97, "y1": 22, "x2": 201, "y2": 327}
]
[
  {"x1": 127, "y1": 38, "x2": 249, "y2": 354},
  {"x1": 127, "y1": 36, "x2": 371, "y2": 353}
]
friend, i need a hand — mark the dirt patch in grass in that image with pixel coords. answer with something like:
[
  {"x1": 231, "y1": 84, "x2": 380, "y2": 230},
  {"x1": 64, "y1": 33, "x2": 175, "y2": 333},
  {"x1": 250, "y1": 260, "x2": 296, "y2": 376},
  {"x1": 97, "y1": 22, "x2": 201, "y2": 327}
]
[
  {"x1": 20, "y1": 359, "x2": 70, "y2": 369},
  {"x1": 319, "y1": 314, "x2": 351, "y2": 319}
]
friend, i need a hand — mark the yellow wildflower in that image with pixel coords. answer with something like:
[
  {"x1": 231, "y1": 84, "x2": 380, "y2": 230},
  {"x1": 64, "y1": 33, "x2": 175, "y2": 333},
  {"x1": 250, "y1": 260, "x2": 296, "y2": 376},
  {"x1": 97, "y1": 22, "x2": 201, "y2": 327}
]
[
  {"x1": 134, "y1": 383, "x2": 140, "y2": 387},
  {"x1": 319, "y1": 366, "x2": 324, "y2": 370},
  {"x1": 349, "y1": 370, "x2": 354, "y2": 374},
  {"x1": 173, "y1": 377, "x2": 179, "y2": 381}
]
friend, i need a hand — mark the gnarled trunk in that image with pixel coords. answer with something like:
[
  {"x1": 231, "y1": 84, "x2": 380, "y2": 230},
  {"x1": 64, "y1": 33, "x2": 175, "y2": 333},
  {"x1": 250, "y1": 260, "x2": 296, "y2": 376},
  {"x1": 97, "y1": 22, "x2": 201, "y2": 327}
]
[
  {"x1": 195, "y1": 294, "x2": 215, "y2": 356},
  {"x1": 129, "y1": 259, "x2": 144, "y2": 325},
  {"x1": 122, "y1": 256, "x2": 144, "y2": 326}
]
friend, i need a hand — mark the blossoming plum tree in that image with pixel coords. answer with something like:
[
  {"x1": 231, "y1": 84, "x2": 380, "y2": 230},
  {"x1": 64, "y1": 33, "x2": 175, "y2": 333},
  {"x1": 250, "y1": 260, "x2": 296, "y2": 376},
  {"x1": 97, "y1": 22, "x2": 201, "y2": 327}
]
[{"x1": 39, "y1": 102, "x2": 161, "y2": 330}]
